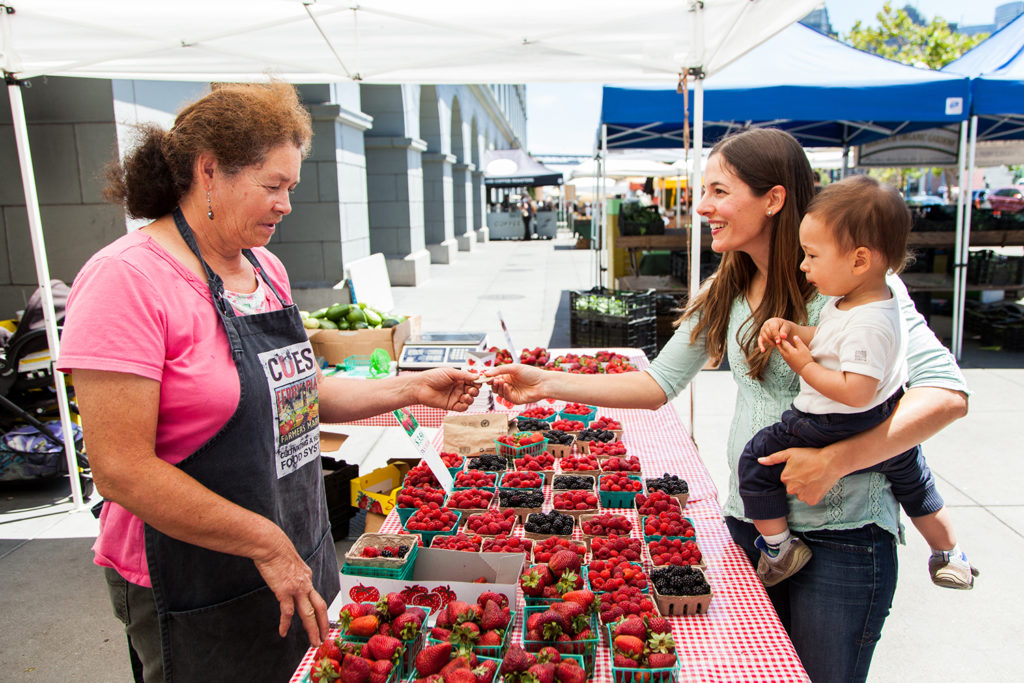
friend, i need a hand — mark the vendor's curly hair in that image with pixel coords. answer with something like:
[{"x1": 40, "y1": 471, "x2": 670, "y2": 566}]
[{"x1": 104, "y1": 81, "x2": 312, "y2": 219}]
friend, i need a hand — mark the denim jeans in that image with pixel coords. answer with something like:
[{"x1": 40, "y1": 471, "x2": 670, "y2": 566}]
[
  {"x1": 727, "y1": 518, "x2": 898, "y2": 683},
  {"x1": 104, "y1": 568, "x2": 163, "y2": 683}
]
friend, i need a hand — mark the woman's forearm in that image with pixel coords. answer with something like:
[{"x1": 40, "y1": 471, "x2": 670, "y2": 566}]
[
  {"x1": 318, "y1": 374, "x2": 415, "y2": 423},
  {"x1": 822, "y1": 386, "x2": 968, "y2": 478},
  {"x1": 537, "y1": 369, "x2": 669, "y2": 410}
]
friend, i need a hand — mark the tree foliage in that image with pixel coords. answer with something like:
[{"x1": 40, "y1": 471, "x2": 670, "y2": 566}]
[{"x1": 844, "y1": 2, "x2": 987, "y2": 69}]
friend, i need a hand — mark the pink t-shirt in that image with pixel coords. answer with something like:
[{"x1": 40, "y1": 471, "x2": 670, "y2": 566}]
[{"x1": 56, "y1": 229, "x2": 292, "y2": 586}]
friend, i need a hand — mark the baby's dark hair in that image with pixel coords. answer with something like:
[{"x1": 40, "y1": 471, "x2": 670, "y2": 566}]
[{"x1": 806, "y1": 175, "x2": 911, "y2": 273}]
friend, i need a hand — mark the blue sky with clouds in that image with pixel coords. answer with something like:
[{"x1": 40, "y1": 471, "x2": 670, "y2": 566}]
[{"x1": 526, "y1": 0, "x2": 1007, "y2": 155}]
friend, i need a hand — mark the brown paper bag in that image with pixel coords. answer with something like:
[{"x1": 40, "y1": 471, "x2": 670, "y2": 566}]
[{"x1": 443, "y1": 413, "x2": 510, "y2": 456}]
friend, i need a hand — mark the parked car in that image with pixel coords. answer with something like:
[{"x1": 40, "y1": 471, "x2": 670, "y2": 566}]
[
  {"x1": 988, "y1": 187, "x2": 1024, "y2": 213},
  {"x1": 905, "y1": 194, "x2": 946, "y2": 208}
]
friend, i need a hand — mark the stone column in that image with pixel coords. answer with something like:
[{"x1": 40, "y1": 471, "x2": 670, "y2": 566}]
[
  {"x1": 422, "y1": 152, "x2": 458, "y2": 264},
  {"x1": 453, "y1": 161, "x2": 476, "y2": 251},
  {"x1": 364, "y1": 136, "x2": 431, "y2": 286},
  {"x1": 472, "y1": 170, "x2": 489, "y2": 243}
]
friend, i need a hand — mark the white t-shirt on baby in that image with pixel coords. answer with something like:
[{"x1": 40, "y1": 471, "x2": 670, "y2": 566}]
[{"x1": 793, "y1": 291, "x2": 908, "y2": 415}]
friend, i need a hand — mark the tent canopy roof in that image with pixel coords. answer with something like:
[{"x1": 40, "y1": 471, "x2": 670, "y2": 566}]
[
  {"x1": 600, "y1": 23, "x2": 970, "y2": 149},
  {"x1": 483, "y1": 149, "x2": 563, "y2": 187}
]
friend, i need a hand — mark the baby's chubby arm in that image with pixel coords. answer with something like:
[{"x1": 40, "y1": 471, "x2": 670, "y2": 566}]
[
  {"x1": 758, "y1": 317, "x2": 816, "y2": 353},
  {"x1": 776, "y1": 336, "x2": 879, "y2": 407}
]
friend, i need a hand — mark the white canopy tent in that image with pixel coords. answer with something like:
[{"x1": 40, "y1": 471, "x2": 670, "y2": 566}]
[{"x1": 0, "y1": 0, "x2": 821, "y2": 505}]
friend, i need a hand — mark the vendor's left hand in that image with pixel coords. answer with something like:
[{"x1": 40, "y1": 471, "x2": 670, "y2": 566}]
[
  {"x1": 413, "y1": 367, "x2": 480, "y2": 412},
  {"x1": 758, "y1": 445, "x2": 837, "y2": 506}
]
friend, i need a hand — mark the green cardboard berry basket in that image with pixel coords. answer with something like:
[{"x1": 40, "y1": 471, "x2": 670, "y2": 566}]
[
  {"x1": 453, "y1": 471, "x2": 499, "y2": 488},
  {"x1": 496, "y1": 471, "x2": 545, "y2": 490},
  {"x1": 606, "y1": 623, "x2": 680, "y2": 682},
  {"x1": 401, "y1": 509, "x2": 462, "y2": 547},
  {"x1": 558, "y1": 404, "x2": 597, "y2": 427},
  {"x1": 646, "y1": 536, "x2": 707, "y2": 571},
  {"x1": 336, "y1": 603, "x2": 430, "y2": 679},
  {"x1": 341, "y1": 533, "x2": 419, "y2": 580},
  {"x1": 640, "y1": 515, "x2": 697, "y2": 543},
  {"x1": 405, "y1": 654, "x2": 501, "y2": 682},
  {"x1": 598, "y1": 474, "x2": 644, "y2": 508},
  {"x1": 587, "y1": 561, "x2": 650, "y2": 594},
  {"x1": 521, "y1": 604, "x2": 600, "y2": 674},
  {"x1": 495, "y1": 433, "x2": 550, "y2": 460},
  {"x1": 425, "y1": 608, "x2": 516, "y2": 659},
  {"x1": 523, "y1": 565, "x2": 590, "y2": 608}
]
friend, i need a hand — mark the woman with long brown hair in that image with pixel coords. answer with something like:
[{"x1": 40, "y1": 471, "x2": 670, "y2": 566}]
[{"x1": 488, "y1": 128, "x2": 968, "y2": 682}]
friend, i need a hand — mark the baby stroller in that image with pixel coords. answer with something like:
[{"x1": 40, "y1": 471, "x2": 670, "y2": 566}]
[{"x1": 0, "y1": 280, "x2": 90, "y2": 490}]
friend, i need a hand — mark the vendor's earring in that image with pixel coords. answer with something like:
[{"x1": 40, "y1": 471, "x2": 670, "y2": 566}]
[
  {"x1": 207, "y1": 191, "x2": 214, "y2": 220},
  {"x1": 766, "y1": 209, "x2": 773, "y2": 217}
]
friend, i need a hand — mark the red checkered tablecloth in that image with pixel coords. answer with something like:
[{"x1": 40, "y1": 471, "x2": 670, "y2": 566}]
[{"x1": 292, "y1": 351, "x2": 809, "y2": 682}]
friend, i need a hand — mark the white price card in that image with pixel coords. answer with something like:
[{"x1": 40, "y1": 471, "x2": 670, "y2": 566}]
[{"x1": 392, "y1": 408, "x2": 453, "y2": 493}]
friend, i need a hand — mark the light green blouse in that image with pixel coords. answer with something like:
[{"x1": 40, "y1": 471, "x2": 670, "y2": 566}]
[{"x1": 646, "y1": 274, "x2": 968, "y2": 538}]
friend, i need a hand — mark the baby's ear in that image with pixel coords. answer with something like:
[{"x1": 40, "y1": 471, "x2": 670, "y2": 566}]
[{"x1": 851, "y1": 246, "x2": 872, "y2": 273}]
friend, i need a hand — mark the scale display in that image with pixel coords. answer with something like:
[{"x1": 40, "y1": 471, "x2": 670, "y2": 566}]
[{"x1": 398, "y1": 331, "x2": 487, "y2": 369}]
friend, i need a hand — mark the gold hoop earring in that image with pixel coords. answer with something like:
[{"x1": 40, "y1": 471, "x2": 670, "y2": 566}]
[{"x1": 207, "y1": 190, "x2": 214, "y2": 220}]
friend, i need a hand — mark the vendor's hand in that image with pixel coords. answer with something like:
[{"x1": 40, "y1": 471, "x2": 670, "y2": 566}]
[
  {"x1": 776, "y1": 335, "x2": 813, "y2": 375},
  {"x1": 758, "y1": 445, "x2": 839, "y2": 505},
  {"x1": 253, "y1": 531, "x2": 329, "y2": 646},
  {"x1": 758, "y1": 317, "x2": 793, "y2": 353},
  {"x1": 413, "y1": 367, "x2": 480, "y2": 412},
  {"x1": 484, "y1": 364, "x2": 547, "y2": 404}
]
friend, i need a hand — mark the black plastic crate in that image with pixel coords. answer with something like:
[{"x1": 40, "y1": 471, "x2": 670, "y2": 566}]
[
  {"x1": 570, "y1": 287, "x2": 655, "y2": 321},
  {"x1": 570, "y1": 315, "x2": 657, "y2": 360}
]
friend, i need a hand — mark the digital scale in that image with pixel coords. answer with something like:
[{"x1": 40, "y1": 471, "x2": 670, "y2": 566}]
[{"x1": 398, "y1": 331, "x2": 488, "y2": 369}]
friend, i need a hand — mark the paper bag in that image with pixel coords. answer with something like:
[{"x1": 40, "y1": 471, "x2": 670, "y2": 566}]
[{"x1": 443, "y1": 413, "x2": 510, "y2": 456}]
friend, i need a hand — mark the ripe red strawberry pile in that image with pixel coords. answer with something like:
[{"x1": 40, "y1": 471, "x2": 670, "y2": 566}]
[
  {"x1": 553, "y1": 490, "x2": 599, "y2": 512},
  {"x1": 643, "y1": 511, "x2": 695, "y2": 538},
  {"x1": 482, "y1": 534, "x2": 533, "y2": 554},
  {"x1": 405, "y1": 504, "x2": 459, "y2": 532},
  {"x1": 599, "y1": 472, "x2": 643, "y2": 493},
  {"x1": 520, "y1": 346, "x2": 551, "y2": 365},
  {"x1": 523, "y1": 596, "x2": 596, "y2": 648},
  {"x1": 514, "y1": 451, "x2": 556, "y2": 471},
  {"x1": 588, "y1": 559, "x2": 649, "y2": 592},
  {"x1": 410, "y1": 641, "x2": 498, "y2": 682},
  {"x1": 532, "y1": 537, "x2": 587, "y2": 564},
  {"x1": 558, "y1": 453, "x2": 600, "y2": 472},
  {"x1": 581, "y1": 513, "x2": 633, "y2": 536},
  {"x1": 519, "y1": 405, "x2": 556, "y2": 419},
  {"x1": 497, "y1": 431, "x2": 546, "y2": 449},
  {"x1": 561, "y1": 402, "x2": 595, "y2": 416},
  {"x1": 635, "y1": 490, "x2": 683, "y2": 516},
  {"x1": 499, "y1": 471, "x2": 542, "y2": 489},
  {"x1": 430, "y1": 592, "x2": 512, "y2": 655},
  {"x1": 589, "y1": 440, "x2": 628, "y2": 457},
  {"x1": 520, "y1": 549, "x2": 586, "y2": 600},
  {"x1": 465, "y1": 508, "x2": 516, "y2": 535},
  {"x1": 591, "y1": 535, "x2": 644, "y2": 562},
  {"x1": 499, "y1": 644, "x2": 588, "y2": 683},
  {"x1": 601, "y1": 455, "x2": 642, "y2": 472},
  {"x1": 396, "y1": 485, "x2": 446, "y2": 509},
  {"x1": 440, "y1": 451, "x2": 464, "y2": 468},
  {"x1": 598, "y1": 586, "x2": 658, "y2": 623},
  {"x1": 309, "y1": 633, "x2": 403, "y2": 683},
  {"x1": 549, "y1": 418, "x2": 585, "y2": 431},
  {"x1": 455, "y1": 470, "x2": 497, "y2": 488},
  {"x1": 431, "y1": 532, "x2": 483, "y2": 552},
  {"x1": 590, "y1": 415, "x2": 622, "y2": 431},
  {"x1": 403, "y1": 462, "x2": 440, "y2": 488},
  {"x1": 337, "y1": 592, "x2": 426, "y2": 643},
  {"x1": 448, "y1": 487, "x2": 495, "y2": 510},
  {"x1": 649, "y1": 537, "x2": 703, "y2": 566},
  {"x1": 611, "y1": 615, "x2": 678, "y2": 672}
]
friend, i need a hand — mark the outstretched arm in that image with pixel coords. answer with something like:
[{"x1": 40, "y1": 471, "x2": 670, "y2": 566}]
[
  {"x1": 485, "y1": 363, "x2": 667, "y2": 410},
  {"x1": 318, "y1": 367, "x2": 479, "y2": 423}
]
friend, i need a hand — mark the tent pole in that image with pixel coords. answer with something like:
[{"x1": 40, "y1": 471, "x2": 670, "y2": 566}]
[
  {"x1": 956, "y1": 116, "x2": 979, "y2": 360},
  {"x1": 952, "y1": 121, "x2": 969, "y2": 359},
  {"x1": 841, "y1": 144, "x2": 849, "y2": 179},
  {"x1": 7, "y1": 82, "x2": 84, "y2": 508},
  {"x1": 685, "y1": 0, "x2": 705, "y2": 439},
  {"x1": 599, "y1": 124, "x2": 608, "y2": 288}
]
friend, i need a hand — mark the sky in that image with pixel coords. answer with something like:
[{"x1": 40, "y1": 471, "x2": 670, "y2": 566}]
[{"x1": 526, "y1": 0, "x2": 1009, "y2": 156}]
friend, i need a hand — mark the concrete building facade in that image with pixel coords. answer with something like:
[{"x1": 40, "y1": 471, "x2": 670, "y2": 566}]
[{"x1": 0, "y1": 78, "x2": 526, "y2": 313}]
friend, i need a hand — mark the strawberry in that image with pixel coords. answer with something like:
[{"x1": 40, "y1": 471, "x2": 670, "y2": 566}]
[
  {"x1": 480, "y1": 599, "x2": 510, "y2": 631},
  {"x1": 416, "y1": 642, "x2": 453, "y2": 677},
  {"x1": 338, "y1": 602, "x2": 367, "y2": 629},
  {"x1": 646, "y1": 615, "x2": 671, "y2": 635},
  {"x1": 646, "y1": 632, "x2": 676, "y2": 654},
  {"x1": 348, "y1": 614, "x2": 380, "y2": 637},
  {"x1": 368, "y1": 660, "x2": 394, "y2": 683},
  {"x1": 310, "y1": 656, "x2": 342, "y2": 683},
  {"x1": 376, "y1": 592, "x2": 406, "y2": 619},
  {"x1": 613, "y1": 634, "x2": 645, "y2": 660},
  {"x1": 477, "y1": 591, "x2": 510, "y2": 610},
  {"x1": 473, "y1": 659, "x2": 499, "y2": 683},
  {"x1": 315, "y1": 637, "x2": 344, "y2": 663},
  {"x1": 520, "y1": 564, "x2": 553, "y2": 597},
  {"x1": 430, "y1": 626, "x2": 452, "y2": 640},
  {"x1": 547, "y1": 549, "x2": 581, "y2": 579},
  {"x1": 534, "y1": 646, "x2": 562, "y2": 664},
  {"x1": 500, "y1": 645, "x2": 535, "y2": 676},
  {"x1": 612, "y1": 616, "x2": 648, "y2": 640},
  {"x1": 478, "y1": 630, "x2": 503, "y2": 647},
  {"x1": 647, "y1": 652, "x2": 678, "y2": 668},
  {"x1": 339, "y1": 655, "x2": 371, "y2": 683},
  {"x1": 555, "y1": 659, "x2": 587, "y2": 683},
  {"x1": 536, "y1": 609, "x2": 568, "y2": 640},
  {"x1": 561, "y1": 589, "x2": 597, "y2": 614},
  {"x1": 527, "y1": 662, "x2": 557, "y2": 683},
  {"x1": 443, "y1": 669, "x2": 477, "y2": 683},
  {"x1": 365, "y1": 634, "x2": 403, "y2": 665},
  {"x1": 392, "y1": 611, "x2": 423, "y2": 641}
]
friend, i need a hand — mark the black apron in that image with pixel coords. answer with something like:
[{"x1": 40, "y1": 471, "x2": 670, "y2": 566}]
[{"x1": 144, "y1": 208, "x2": 339, "y2": 682}]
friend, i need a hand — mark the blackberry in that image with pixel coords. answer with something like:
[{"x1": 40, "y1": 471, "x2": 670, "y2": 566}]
[
  {"x1": 380, "y1": 549, "x2": 395, "y2": 558},
  {"x1": 578, "y1": 428, "x2": 615, "y2": 443},
  {"x1": 542, "y1": 429, "x2": 574, "y2": 445},
  {"x1": 499, "y1": 488, "x2": 544, "y2": 508},
  {"x1": 524, "y1": 510, "x2": 574, "y2": 535},
  {"x1": 397, "y1": 545, "x2": 409, "y2": 557},
  {"x1": 552, "y1": 474, "x2": 594, "y2": 490},
  {"x1": 516, "y1": 418, "x2": 551, "y2": 432},
  {"x1": 651, "y1": 564, "x2": 710, "y2": 596},
  {"x1": 646, "y1": 473, "x2": 689, "y2": 495},
  {"x1": 468, "y1": 453, "x2": 507, "y2": 472}
]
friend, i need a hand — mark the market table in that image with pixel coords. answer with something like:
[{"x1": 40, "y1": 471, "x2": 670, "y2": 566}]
[{"x1": 292, "y1": 351, "x2": 809, "y2": 682}]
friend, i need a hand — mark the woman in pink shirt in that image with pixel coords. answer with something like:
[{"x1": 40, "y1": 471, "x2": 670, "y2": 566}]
[{"x1": 57, "y1": 82, "x2": 478, "y2": 682}]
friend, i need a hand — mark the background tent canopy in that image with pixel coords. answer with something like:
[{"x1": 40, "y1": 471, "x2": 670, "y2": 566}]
[
  {"x1": 483, "y1": 149, "x2": 564, "y2": 188},
  {"x1": 600, "y1": 23, "x2": 970, "y2": 149}
]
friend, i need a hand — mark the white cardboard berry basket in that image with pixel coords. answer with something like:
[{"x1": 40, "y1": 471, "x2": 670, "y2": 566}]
[
  {"x1": 579, "y1": 512, "x2": 635, "y2": 545},
  {"x1": 522, "y1": 512, "x2": 577, "y2": 541},
  {"x1": 460, "y1": 511, "x2": 518, "y2": 538},
  {"x1": 647, "y1": 537, "x2": 707, "y2": 571},
  {"x1": 650, "y1": 569, "x2": 714, "y2": 616},
  {"x1": 344, "y1": 532, "x2": 420, "y2": 570}
]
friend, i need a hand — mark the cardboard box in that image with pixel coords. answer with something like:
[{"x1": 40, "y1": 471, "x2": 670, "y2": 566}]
[
  {"x1": 308, "y1": 315, "x2": 420, "y2": 363},
  {"x1": 332, "y1": 547, "x2": 524, "y2": 618}
]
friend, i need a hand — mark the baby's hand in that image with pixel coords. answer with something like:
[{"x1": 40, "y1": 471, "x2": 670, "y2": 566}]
[
  {"x1": 758, "y1": 317, "x2": 793, "y2": 353},
  {"x1": 777, "y1": 335, "x2": 814, "y2": 375}
]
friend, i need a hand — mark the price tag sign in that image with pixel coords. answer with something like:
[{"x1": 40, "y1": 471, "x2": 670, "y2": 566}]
[
  {"x1": 497, "y1": 310, "x2": 517, "y2": 361},
  {"x1": 392, "y1": 408, "x2": 453, "y2": 493}
]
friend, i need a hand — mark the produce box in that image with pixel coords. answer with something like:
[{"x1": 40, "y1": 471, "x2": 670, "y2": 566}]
[{"x1": 308, "y1": 314, "x2": 420, "y2": 362}]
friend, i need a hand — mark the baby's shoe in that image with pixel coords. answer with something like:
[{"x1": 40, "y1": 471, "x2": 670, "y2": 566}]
[
  {"x1": 929, "y1": 549, "x2": 979, "y2": 590},
  {"x1": 755, "y1": 535, "x2": 812, "y2": 587}
]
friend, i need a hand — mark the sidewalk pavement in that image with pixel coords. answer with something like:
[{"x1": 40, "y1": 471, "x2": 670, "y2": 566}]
[{"x1": 1, "y1": 231, "x2": 1020, "y2": 681}]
